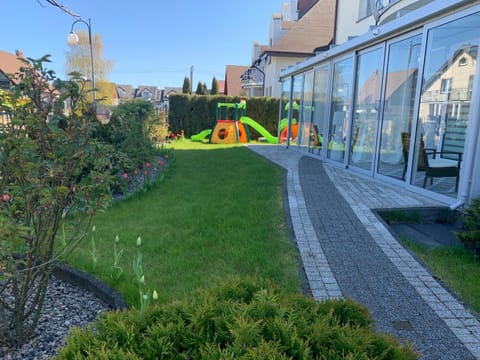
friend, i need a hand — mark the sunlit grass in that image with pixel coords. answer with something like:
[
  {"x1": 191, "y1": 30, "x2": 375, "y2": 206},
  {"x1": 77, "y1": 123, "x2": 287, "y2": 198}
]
[
  {"x1": 65, "y1": 141, "x2": 300, "y2": 306},
  {"x1": 401, "y1": 237, "x2": 480, "y2": 313}
]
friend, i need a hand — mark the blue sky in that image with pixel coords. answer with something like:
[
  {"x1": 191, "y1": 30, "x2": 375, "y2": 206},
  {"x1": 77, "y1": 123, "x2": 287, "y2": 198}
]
[{"x1": 2, "y1": 0, "x2": 282, "y2": 88}]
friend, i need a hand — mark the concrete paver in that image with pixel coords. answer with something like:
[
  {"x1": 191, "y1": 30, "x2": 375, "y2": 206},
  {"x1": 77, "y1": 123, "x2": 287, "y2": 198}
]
[{"x1": 248, "y1": 145, "x2": 480, "y2": 360}]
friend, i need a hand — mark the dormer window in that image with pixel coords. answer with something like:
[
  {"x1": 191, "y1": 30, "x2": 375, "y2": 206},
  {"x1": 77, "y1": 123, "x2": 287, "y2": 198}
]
[
  {"x1": 141, "y1": 90, "x2": 152, "y2": 101},
  {"x1": 459, "y1": 57, "x2": 468, "y2": 67}
]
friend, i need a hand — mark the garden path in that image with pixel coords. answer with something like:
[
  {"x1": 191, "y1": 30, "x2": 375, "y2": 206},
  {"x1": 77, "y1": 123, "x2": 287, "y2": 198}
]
[{"x1": 248, "y1": 144, "x2": 480, "y2": 360}]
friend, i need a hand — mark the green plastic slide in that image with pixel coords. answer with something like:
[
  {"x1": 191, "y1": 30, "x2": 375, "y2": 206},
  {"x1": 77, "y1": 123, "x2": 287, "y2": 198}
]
[
  {"x1": 191, "y1": 129, "x2": 212, "y2": 142},
  {"x1": 240, "y1": 116, "x2": 278, "y2": 144}
]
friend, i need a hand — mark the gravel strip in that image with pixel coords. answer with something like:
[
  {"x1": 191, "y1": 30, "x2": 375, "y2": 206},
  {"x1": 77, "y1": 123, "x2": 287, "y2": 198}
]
[{"x1": 1, "y1": 276, "x2": 112, "y2": 360}]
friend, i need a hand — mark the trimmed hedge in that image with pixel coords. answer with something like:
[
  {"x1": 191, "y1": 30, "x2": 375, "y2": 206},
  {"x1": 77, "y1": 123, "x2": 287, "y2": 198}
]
[
  {"x1": 168, "y1": 95, "x2": 280, "y2": 138},
  {"x1": 55, "y1": 278, "x2": 418, "y2": 359}
]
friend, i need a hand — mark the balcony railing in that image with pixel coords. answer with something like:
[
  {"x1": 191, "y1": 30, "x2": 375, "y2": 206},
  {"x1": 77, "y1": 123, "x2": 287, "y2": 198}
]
[{"x1": 422, "y1": 88, "x2": 473, "y2": 102}]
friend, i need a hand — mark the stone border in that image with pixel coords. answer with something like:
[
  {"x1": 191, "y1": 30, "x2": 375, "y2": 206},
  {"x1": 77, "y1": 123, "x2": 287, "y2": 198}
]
[
  {"x1": 375, "y1": 206, "x2": 463, "y2": 226},
  {"x1": 52, "y1": 262, "x2": 128, "y2": 310}
]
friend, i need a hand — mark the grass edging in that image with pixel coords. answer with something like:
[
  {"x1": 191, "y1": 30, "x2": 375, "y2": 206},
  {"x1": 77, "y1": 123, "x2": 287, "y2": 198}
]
[{"x1": 375, "y1": 207, "x2": 480, "y2": 315}]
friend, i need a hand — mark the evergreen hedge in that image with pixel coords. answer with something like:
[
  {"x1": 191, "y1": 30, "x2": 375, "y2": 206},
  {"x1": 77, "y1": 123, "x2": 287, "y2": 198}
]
[
  {"x1": 168, "y1": 95, "x2": 281, "y2": 139},
  {"x1": 457, "y1": 197, "x2": 480, "y2": 257},
  {"x1": 56, "y1": 278, "x2": 418, "y2": 359}
]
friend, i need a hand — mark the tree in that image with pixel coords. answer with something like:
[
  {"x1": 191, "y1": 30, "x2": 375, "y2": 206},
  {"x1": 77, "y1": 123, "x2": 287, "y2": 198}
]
[
  {"x1": 211, "y1": 77, "x2": 219, "y2": 95},
  {"x1": 0, "y1": 56, "x2": 113, "y2": 345},
  {"x1": 66, "y1": 31, "x2": 114, "y2": 82},
  {"x1": 96, "y1": 81, "x2": 118, "y2": 106},
  {"x1": 195, "y1": 82, "x2": 208, "y2": 95},
  {"x1": 182, "y1": 77, "x2": 191, "y2": 94}
]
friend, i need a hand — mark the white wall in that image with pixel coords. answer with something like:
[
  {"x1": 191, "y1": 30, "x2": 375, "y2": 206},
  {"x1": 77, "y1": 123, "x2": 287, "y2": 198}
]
[
  {"x1": 335, "y1": 0, "x2": 374, "y2": 44},
  {"x1": 265, "y1": 56, "x2": 306, "y2": 98}
]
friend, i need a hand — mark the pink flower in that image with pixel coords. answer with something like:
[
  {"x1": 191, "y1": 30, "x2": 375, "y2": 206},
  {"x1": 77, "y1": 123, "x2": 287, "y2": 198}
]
[
  {"x1": 145, "y1": 162, "x2": 151, "y2": 168},
  {"x1": 121, "y1": 173, "x2": 128, "y2": 179},
  {"x1": 144, "y1": 170, "x2": 148, "y2": 176},
  {"x1": 158, "y1": 159, "x2": 165, "y2": 166},
  {"x1": 134, "y1": 169, "x2": 139, "y2": 175},
  {"x1": 1, "y1": 194, "x2": 10, "y2": 202}
]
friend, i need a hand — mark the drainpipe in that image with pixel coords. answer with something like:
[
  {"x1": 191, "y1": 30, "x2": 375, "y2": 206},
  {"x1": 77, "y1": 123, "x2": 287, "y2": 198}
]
[
  {"x1": 332, "y1": 0, "x2": 339, "y2": 46},
  {"x1": 450, "y1": 63, "x2": 480, "y2": 210}
]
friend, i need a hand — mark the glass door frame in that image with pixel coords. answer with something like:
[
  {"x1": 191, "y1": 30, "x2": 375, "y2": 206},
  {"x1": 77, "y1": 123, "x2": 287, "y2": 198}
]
[
  {"x1": 374, "y1": 30, "x2": 425, "y2": 185},
  {"x1": 347, "y1": 43, "x2": 386, "y2": 176},
  {"x1": 408, "y1": 6, "x2": 480, "y2": 202},
  {"x1": 325, "y1": 53, "x2": 356, "y2": 168},
  {"x1": 313, "y1": 62, "x2": 333, "y2": 159},
  {"x1": 297, "y1": 70, "x2": 315, "y2": 152}
]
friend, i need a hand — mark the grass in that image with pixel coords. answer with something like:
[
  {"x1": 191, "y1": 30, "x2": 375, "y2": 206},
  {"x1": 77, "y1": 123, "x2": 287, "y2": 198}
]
[
  {"x1": 400, "y1": 237, "x2": 480, "y2": 313},
  {"x1": 64, "y1": 141, "x2": 301, "y2": 306}
]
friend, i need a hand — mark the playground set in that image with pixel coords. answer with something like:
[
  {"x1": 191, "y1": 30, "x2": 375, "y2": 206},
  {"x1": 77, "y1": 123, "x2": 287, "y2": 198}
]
[{"x1": 190, "y1": 101, "x2": 278, "y2": 144}]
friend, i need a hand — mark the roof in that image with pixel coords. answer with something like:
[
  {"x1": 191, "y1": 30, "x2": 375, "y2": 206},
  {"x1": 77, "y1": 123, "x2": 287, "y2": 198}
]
[
  {"x1": 116, "y1": 84, "x2": 135, "y2": 100},
  {"x1": 267, "y1": 0, "x2": 335, "y2": 56},
  {"x1": 217, "y1": 80, "x2": 225, "y2": 94},
  {"x1": 135, "y1": 85, "x2": 162, "y2": 102},
  {"x1": 224, "y1": 65, "x2": 248, "y2": 96},
  {"x1": 0, "y1": 50, "x2": 26, "y2": 84},
  {"x1": 162, "y1": 87, "x2": 183, "y2": 99}
]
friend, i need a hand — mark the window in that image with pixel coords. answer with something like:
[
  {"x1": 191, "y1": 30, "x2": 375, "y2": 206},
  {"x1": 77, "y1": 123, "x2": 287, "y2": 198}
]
[
  {"x1": 358, "y1": 0, "x2": 372, "y2": 19},
  {"x1": 440, "y1": 78, "x2": 451, "y2": 94},
  {"x1": 141, "y1": 90, "x2": 152, "y2": 100}
]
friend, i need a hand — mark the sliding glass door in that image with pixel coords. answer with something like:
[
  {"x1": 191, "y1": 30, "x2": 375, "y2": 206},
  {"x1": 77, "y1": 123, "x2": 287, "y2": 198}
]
[
  {"x1": 297, "y1": 71, "x2": 314, "y2": 150},
  {"x1": 377, "y1": 34, "x2": 422, "y2": 180},
  {"x1": 327, "y1": 57, "x2": 354, "y2": 163},
  {"x1": 412, "y1": 12, "x2": 480, "y2": 196},
  {"x1": 349, "y1": 47, "x2": 384, "y2": 172}
]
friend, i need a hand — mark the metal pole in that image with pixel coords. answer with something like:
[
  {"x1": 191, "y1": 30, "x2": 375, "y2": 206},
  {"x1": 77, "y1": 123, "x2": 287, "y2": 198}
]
[
  {"x1": 87, "y1": 18, "x2": 96, "y2": 105},
  {"x1": 69, "y1": 18, "x2": 96, "y2": 106}
]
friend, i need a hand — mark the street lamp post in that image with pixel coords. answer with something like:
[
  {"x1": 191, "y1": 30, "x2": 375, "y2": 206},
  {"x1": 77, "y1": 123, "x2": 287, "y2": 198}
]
[{"x1": 67, "y1": 18, "x2": 96, "y2": 105}]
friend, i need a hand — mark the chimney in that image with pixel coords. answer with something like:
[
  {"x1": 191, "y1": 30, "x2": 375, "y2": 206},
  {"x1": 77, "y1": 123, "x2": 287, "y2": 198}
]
[{"x1": 15, "y1": 50, "x2": 24, "y2": 58}]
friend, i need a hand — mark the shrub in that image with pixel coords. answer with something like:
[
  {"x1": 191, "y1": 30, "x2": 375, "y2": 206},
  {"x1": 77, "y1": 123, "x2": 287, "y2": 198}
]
[
  {"x1": 94, "y1": 99, "x2": 160, "y2": 172},
  {"x1": 56, "y1": 278, "x2": 418, "y2": 359},
  {"x1": 0, "y1": 57, "x2": 112, "y2": 344},
  {"x1": 457, "y1": 197, "x2": 480, "y2": 257}
]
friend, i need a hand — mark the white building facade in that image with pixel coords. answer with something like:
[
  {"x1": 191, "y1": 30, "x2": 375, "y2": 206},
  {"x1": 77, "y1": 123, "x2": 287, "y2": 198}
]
[{"x1": 279, "y1": 0, "x2": 480, "y2": 207}]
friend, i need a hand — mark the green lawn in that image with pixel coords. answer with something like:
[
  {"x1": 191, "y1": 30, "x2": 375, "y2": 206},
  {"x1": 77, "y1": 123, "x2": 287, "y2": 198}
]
[
  {"x1": 65, "y1": 142, "x2": 301, "y2": 306},
  {"x1": 401, "y1": 238, "x2": 480, "y2": 313}
]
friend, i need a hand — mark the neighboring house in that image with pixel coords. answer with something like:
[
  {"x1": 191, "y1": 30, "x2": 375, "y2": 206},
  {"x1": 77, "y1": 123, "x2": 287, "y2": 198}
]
[
  {"x1": 242, "y1": 0, "x2": 336, "y2": 98},
  {"x1": 0, "y1": 50, "x2": 25, "y2": 89},
  {"x1": 241, "y1": 42, "x2": 268, "y2": 97},
  {"x1": 224, "y1": 65, "x2": 248, "y2": 96},
  {"x1": 116, "y1": 84, "x2": 135, "y2": 104},
  {"x1": 0, "y1": 50, "x2": 60, "y2": 123},
  {"x1": 160, "y1": 87, "x2": 182, "y2": 112},
  {"x1": 135, "y1": 85, "x2": 162, "y2": 108},
  {"x1": 216, "y1": 80, "x2": 225, "y2": 95},
  {"x1": 0, "y1": 50, "x2": 25, "y2": 125},
  {"x1": 278, "y1": 0, "x2": 480, "y2": 209}
]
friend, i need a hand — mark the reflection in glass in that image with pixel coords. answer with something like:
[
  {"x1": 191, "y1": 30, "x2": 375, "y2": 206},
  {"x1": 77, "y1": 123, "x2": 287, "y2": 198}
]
[
  {"x1": 413, "y1": 13, "x2": 479, "y2": 196},
  {"x1": 280, "y1": 75, "x2": 302, "y2": 144},
  {"x1": 327, "y1": 57, "x2": 353, "y2": 162},
  {"x1": 297, "y1": 71, "x2": 314, "y2": 150},
  {"x1": 279, "y1": 78, "x2": 291, "y2": 145},
  {"x1": 378, "y1": 35, "x2": 421, "y2": 180},
  {"x1": 310, "y1": 65, "x2": 330, "y2": 154},
  {"x1": 350, "y1": 47, "x2": 383, "y2": 171}
]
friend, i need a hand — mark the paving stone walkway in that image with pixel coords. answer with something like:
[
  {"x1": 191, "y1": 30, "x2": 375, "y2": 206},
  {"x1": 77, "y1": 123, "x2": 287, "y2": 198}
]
[{"x1": 248, "y1": 145, "x2": 480, "y2": 360}]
